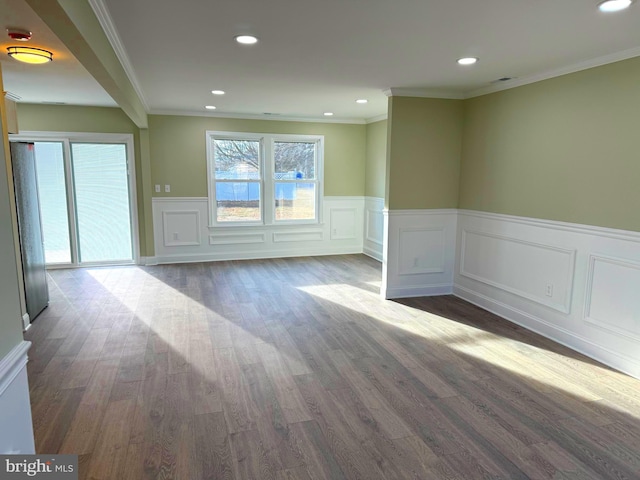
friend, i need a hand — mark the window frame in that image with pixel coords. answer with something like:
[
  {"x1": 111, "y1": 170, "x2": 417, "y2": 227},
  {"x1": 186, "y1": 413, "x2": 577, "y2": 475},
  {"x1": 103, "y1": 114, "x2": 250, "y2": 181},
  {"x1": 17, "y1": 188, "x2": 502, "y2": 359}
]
[{"x1": 206, "y1": 131, "x2": 324, "y2": 227}]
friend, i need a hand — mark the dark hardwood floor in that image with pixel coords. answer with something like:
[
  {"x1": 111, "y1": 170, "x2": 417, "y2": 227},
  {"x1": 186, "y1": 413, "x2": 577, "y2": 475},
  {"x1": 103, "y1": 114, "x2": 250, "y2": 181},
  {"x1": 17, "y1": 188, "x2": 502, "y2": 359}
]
[{"x1": 25, "y1": 254, "x2": 640, "y2": 479}]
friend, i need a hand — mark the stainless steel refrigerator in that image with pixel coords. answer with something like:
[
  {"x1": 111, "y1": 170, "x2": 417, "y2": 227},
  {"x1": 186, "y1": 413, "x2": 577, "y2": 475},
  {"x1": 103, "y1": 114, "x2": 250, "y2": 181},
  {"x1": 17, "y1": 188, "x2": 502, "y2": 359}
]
[{"x1": 10, "y1": 141, "x2": 49, "y2": 322}]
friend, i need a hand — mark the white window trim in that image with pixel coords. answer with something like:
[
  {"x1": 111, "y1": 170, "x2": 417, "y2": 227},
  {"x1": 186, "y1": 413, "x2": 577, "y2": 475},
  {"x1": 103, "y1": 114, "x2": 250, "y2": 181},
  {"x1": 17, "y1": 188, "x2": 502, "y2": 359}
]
[{"x1": 206, "y1": 131, "x2": 324, "y2": 228}]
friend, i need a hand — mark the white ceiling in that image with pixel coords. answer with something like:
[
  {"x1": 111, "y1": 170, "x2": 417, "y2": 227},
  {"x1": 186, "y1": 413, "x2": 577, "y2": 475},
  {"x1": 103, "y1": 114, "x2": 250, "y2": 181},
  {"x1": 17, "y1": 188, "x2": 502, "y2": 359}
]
[
  {"x1": 0, "y1": 0, "x2": 116, "y2": 106},
  {"x1": 2, "y1": 0, "x2": 640, "y2": 122}
]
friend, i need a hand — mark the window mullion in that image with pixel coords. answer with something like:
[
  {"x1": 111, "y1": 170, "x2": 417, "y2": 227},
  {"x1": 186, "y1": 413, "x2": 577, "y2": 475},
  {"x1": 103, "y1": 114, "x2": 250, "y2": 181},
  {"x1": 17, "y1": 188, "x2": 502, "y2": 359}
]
[{"x1": 263, "y1": 138, "x2": 274, "y2": 225}]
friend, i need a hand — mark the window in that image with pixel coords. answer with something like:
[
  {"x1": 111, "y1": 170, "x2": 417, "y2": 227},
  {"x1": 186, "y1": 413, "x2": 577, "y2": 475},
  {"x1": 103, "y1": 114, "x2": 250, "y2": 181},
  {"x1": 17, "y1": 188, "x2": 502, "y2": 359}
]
[{"x1": 207, "y1": 131, "x2": 323, "y2": 226}]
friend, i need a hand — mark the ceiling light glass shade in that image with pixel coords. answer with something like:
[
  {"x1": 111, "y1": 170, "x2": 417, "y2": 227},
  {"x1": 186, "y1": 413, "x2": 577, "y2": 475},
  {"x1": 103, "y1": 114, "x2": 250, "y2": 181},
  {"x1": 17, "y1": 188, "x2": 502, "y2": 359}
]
[
  {"x1": 457, "y1": 57, "x2": 478, "y2": 65},
  {"x1": 205, "y1": 105, "x2": 216, "y2": 110},
  {"x1": 211, "y1": 90, "x2": 225, "y2": 95},
  {"x1": 598, "y1": 0, "x2": 632, "y2": 11},
  {"x1": 323, "y1": 112, "x2": 334, "y2": 116},
  {"x1": 235, "y1": 35, "x2": 258, "y2": 45},
  {"x1": 7, "y1": 46, "x2": 53, "y2": 64},
  {"x1": 356, "y1": 99, "x2": 368, "y2": 104}
]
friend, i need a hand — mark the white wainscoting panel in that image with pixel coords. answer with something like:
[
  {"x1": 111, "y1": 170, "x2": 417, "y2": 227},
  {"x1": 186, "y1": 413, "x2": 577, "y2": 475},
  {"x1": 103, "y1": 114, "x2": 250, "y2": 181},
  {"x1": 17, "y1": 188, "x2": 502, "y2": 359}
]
[
  {"x1": 398, "y1": 227, "x2": 445, "y2": 275},
  {"x1": 152, "y1": 196, "x2": 365, "y2": 263},
  {"x1": 162, "y1": 210, "x2": 201, "y2": 247},
  {"x1": 0, "y1": 341, "x2": 35, "y2": 454},
  {"x1": 364, "y1": 197, "x2": 384, "y2": 261},
  {"x1": 460, "y1": 229, "x2": 576, "y2": 313},
  {"x1": 330, "y1": 208, "x2": 357, "y2": 240},
  {"x1": 584, "y1": 254, "x2": 640, "y2": 342},
  {"x1": 454, "y1": 210, "x2": 640, "y2": 379},
  {"x1": 382, "y1": 209, "x2": 458, "y2": 299}
]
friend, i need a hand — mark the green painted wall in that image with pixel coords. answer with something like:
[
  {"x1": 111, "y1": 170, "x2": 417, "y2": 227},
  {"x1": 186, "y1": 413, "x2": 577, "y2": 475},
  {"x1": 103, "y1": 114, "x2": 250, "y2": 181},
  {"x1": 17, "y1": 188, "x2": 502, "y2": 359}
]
[
  {"x1": 386, "y1": 96, "x2": 463, "y2": 209},
  {"x1": 148, "y1": 115, "x2": 366, "y2": 197},
  {"x1": 1, "y1": 65, "x2": 25, "y2": 359},
  {"x1": 365, "y1": 119, "x2": 387, "y2": 198},
  {"x1": 16, "y1": 104, "x2": 152, "y2": 256},
  {"x1": 459, "y1": 57, "x2": 640, "y2": 232}
]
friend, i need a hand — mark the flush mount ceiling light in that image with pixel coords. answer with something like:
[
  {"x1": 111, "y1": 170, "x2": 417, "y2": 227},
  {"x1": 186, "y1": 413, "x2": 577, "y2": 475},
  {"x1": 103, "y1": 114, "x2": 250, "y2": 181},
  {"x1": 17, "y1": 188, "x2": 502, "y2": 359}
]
[
  {"x1": 211, "y1": 90, "x2": 225, "y2": 95},
  {"x1": 7, "y1": 46, "x2": 53, "y2": 64},
  {"x1": 205, "y1": 105, "x2": 216, "y2": 110},
  {"x1": 598, "y1": 0, "x2": 633, "y2": 11},
  {"x1": 323, "y1": 112, "x2": 334, "y2": 116},
  {"x1": 457, "y1": 57, "x2": 478, "y2": 65},
  {"x1": 235, "y1": 35, "x2": 258, "y2": 45},
  {"x1": 356, "y1": 99, "x2": 368, "y2": 104}
]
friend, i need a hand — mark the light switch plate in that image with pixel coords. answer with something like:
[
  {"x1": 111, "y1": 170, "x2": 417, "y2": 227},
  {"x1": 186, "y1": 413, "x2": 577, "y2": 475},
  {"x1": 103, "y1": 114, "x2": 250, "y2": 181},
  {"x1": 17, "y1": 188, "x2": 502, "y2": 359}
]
[
  {"x1": 155, "y1": 184, "x2": 160, "y2": 193},
  {"x1": 164, "y1": 184, "x2": 170, "y2": 193}
]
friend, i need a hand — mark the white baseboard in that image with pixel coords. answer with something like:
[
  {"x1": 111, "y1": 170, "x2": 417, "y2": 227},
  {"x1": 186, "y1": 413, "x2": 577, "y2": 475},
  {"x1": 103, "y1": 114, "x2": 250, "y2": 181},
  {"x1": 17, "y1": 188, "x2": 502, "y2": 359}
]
[
  {"x1": 0, "y1": 341, "x2": 35, "y2": 454},
  {"x1": 363, "y1": 246, "x2": 383, "y2": 262},
  {"x1": 385, "y1": 283, "x2": 453, "y2": 299},
  {"x1": 454, "y1": 284, "x2": 640, "y2": 379},
  {"x1": 153, "y1": 246, "x2": 364, "y2": 264},
  {"x1": 140, "y1": 256, "x2": 158, "y2": 266}
]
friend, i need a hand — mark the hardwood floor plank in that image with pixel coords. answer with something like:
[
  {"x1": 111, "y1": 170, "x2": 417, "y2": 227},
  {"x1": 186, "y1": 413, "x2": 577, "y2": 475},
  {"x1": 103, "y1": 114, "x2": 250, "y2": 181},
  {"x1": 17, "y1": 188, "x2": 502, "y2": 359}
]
[
  {"x1": 294, "y1": 373, "x2": 388, "y2": 480},
  {"x1": 255, "y1": 342, "x2": 312, "y2": 424},
  {"x1": 328, "y1": 349, "x2": 414, "y2": 440},
  {"x1": 86, "y1": 398, "x2": 135, "y2": 479},
  {"x1": 230, "y1": 429, "x2": 279, "y2": 480},
  {"x1": 192, "y1": 412, "x2": 235, "y2": 480},
  {"x1": 214, "y1": 347, "x2": 257, "y2": 433}
]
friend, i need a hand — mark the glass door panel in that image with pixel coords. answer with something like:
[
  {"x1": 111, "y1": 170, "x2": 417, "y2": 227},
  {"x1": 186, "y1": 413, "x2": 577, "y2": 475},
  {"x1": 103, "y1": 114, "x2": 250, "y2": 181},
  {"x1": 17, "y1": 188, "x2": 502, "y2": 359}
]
[
  {"x1": 33, "y1": 142, "x2": 72, "y2": 264},
  {"x1": 71, "y1": 143, "x2": 133, "y2": 263}
]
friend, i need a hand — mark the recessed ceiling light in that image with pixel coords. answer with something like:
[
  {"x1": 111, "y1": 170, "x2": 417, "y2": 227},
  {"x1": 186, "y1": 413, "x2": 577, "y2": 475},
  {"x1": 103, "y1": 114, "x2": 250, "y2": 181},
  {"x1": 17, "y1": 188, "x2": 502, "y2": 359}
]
[
  {"x1": 356, "y1": 99, "x2": 368, "y2": 104},
  {"x1": 457, "y1": 57, "x2": 478, "y2": 66},
  {"x1": 598, "y1": 0, "x2": 632, "y2": 12},
  {"x1": 323, "y1": 112, "x2": 334, "y2": 116},
  {"x1": 235, "y1": 35, "x2": 258, "y2": 45},
  {"x1": 205, "y1": 105, "x2": 216, "y2": 110},
  {"x1": 211, "y1": 90, "x2": 225, "y2": 95}
]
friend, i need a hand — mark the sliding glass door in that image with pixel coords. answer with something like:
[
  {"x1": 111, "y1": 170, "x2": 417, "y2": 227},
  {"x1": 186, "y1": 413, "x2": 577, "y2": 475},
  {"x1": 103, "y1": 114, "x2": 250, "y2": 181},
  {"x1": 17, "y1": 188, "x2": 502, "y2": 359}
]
[
  {"x1": 20, "y1": 134, "x2": 137, "y2": 267},
  {"x1": 33, "y1": 142, "x2": 72, "y2": 264},
  {"x1": 71, "y1": 143, "x2": 133, "y2": 263}
]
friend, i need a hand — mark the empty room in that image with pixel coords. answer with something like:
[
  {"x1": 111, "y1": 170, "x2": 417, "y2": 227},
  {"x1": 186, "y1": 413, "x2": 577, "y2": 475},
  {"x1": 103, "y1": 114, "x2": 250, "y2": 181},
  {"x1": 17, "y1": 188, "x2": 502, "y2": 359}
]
[{"x1": 1, "y1": 0, "x2": 640, "y2": 478}]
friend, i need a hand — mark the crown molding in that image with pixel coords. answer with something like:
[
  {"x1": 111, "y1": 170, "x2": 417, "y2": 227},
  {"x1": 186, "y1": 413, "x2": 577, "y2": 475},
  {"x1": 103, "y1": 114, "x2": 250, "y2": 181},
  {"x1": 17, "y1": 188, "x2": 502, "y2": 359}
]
[
  {"x1": 89, "y1": 0, "x2": 150, "y2": 112},
  {"x1": 466, "y1": 46, "x2": 640, "y2": 99},
  {"x1": 365, "y1": 114, "x2": 388, "y2": 124},
  {"x1": 383, "y1": 87, "x2": 465, "y2": 100},
  {"x1": 149, "y1": 109, "x2": 367, "y2": 124}
]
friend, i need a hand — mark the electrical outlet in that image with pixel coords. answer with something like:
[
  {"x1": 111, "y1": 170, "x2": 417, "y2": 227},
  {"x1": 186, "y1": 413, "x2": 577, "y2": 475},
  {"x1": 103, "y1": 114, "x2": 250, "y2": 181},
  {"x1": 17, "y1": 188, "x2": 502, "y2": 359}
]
[
  {"x1": 165, "y1": 184, "x2": 171, "y2": 193},
  {"x1": 154, "y1": 184, "x2": 160, "y2": 193},
  {"x1": 545, "y1": 283, "x2": 553, "y2": 297}
]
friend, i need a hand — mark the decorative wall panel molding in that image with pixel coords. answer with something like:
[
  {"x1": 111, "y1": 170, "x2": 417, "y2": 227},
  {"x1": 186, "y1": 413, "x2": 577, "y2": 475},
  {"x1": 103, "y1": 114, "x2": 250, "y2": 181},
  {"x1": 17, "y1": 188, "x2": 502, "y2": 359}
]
[
  {"x1": 455, "y1": 210, "x2": 640, "y2": 379},
  {"x1": 162, "y1": 210, "x2": 201, "y2": 247},
  {"x1": 0, "y1": 341, "x2": 35, "y2": 454},
  {"x1": 210, "y1": 233, "x2": 266, "y2": 245},
  {"x1": 152, "y1": 197, "x2": 364, "y2": 263},
  {"x1": 273, "y1": 230, "x2": 324, "y2": 243},
  {"x1": 398, "y1": 227, "x2": 445, "y2": 276},
  {"x1": 459, "y1": 229, "x2": 576, "y2": 313},
  {"x1": 584, "y1": 254, "x2": 640, "y2": 342},
  {"x1": 382, "y1": 209, "x2": 457, "y2": 299},
  {"x1": 363, "y1": 197, "x2": 384, "y2": 261},
  {"x1": 330, "y1": 208, "x2": 357, "y2": 240}
]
